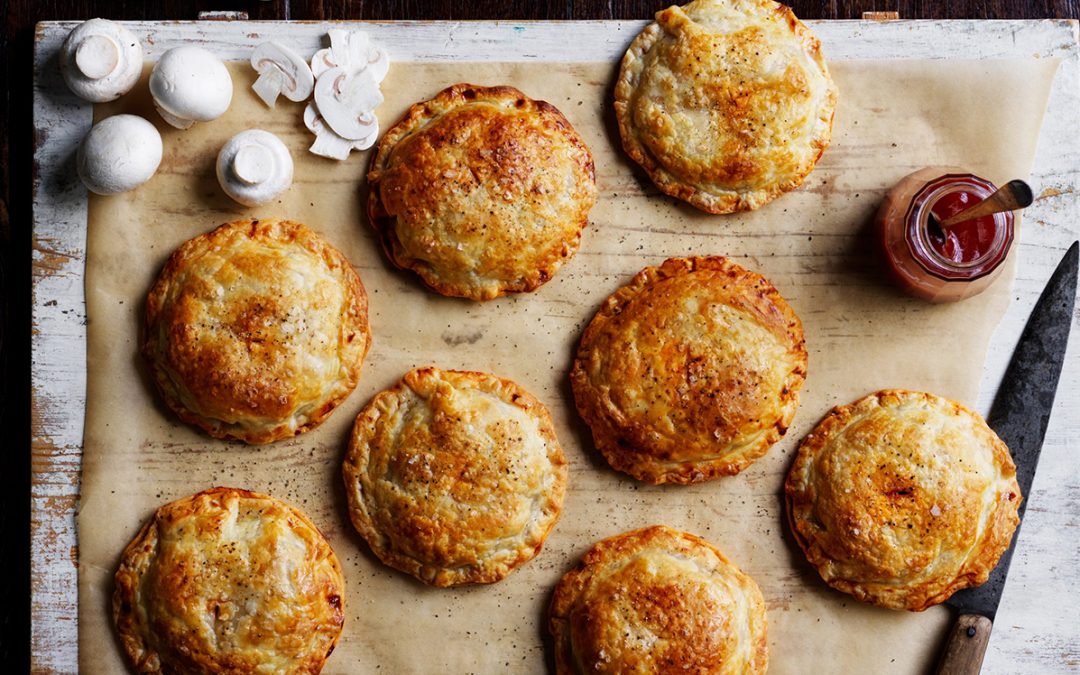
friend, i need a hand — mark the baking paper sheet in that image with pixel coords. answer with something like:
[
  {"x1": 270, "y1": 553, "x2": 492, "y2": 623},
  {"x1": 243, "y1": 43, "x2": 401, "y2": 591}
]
[{"x1": 78, "y1": 56, "x2": 1058, "y2": 673}]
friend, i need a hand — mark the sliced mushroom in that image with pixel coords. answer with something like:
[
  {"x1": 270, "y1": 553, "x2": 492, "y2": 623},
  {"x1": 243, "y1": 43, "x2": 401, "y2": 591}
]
[
  {"x1": 60, "y1": 19, "x2": 143, "y2": 103},
  {"x1": 303, "y1": 103, "x2": 378, "y2": 161},
  {"x1": 216, "y1": 129, "x2": 294, "y2": 206},
  {"x1": 313, "y1": 66, "x2": 383, "y2": 141},
  {"x1": 250, "y1": 41, "x2": 314, "y2": 108},
  {"x1": 310, "y1": 29, "x2": 388, "y2": 83},
  {"x1": 365, "y1": 45, "x2": 390, "y2": 84},
  {"x1": 310, "y1": 29, "x2": 351, "y2": 78},
  {"x1": 77, "y1": 114, "x2": 163, "y2": 195},
  {"x1": 149, "y1": 46, "x2": 233, "y2": 129}
]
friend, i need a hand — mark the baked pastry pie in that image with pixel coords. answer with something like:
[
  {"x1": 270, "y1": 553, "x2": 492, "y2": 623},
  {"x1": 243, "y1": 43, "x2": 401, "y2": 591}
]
[
  {"x1": 785, "y1": 390, "x2": 1022, "y2": 611},
  {"x1": 571, "y1": 256, "x2": 806, "y2": 484},
  {"x1": 342, "y1": 367, "x2": 568, "y2": 586},
  {"x1": 143, "y1": 218, "x2": 370, "y2": 444},
  {"x1": 113, "y1": 487, "x2": 345, "y2": 673},
  {"x1": 615, "y1": 0, "x2": 837, "y2": 213},
  {"x1": 549, "y1": 525, "x2": 768, "y2": 674},
  {"x1": 367, "y1": 83, "x2": 597, "y2": 300}
]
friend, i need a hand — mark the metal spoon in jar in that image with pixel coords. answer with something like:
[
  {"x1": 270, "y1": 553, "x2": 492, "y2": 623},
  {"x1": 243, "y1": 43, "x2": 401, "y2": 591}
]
[{"x1": 932, "y1": 179, "x2": 1034, "y2": 230}]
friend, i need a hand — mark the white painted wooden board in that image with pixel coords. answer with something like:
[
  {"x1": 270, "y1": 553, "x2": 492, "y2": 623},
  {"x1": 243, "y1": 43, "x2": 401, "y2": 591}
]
[{"x1": 31, "y1": 19, "x2": 1080, "y2": 674}]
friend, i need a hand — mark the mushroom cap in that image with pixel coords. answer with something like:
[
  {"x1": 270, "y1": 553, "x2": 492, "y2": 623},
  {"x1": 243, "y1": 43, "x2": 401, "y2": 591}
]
[
  {"x1": 250, "y1": 41, "x2": 314, "y2": 104},
  {"x1": 77, "y1": 114, "x2": 163, "y2": 195},
  {"x1": 216, "y1": 129, "x2": 294, "y2": 206},
  {"x1": 60, "y1": 18, "x2": 143, "y2": 103},
  {"x1": 150, "y1": 46, "x2": 233, "y2": 123}
]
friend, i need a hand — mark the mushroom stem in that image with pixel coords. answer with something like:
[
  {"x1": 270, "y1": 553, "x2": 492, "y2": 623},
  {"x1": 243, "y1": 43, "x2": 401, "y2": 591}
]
[
  {"x1": 233, "y1": 145, "x2": 274, "y2": 185},
  {"x1": 75, "y1": 34, "x2": 120, "y2": 79},
  {"x1": 216, "y1": 129, "x2": 294, "y2": 206},
  {"x1": 309, "y1": 132, "x2": 356, "y2": 161},
  {"x1": 252, "y1": 70, "x2": 285, "y2": 107},
  {"x1": 153, "y1": 104, "x2": 195, "y2": 130}
]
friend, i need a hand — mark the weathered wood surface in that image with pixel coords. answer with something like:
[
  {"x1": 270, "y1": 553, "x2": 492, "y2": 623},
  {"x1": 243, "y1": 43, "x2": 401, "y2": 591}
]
[{"x1": 32, "y1": 19, "x2": 1080, "y2": 674}]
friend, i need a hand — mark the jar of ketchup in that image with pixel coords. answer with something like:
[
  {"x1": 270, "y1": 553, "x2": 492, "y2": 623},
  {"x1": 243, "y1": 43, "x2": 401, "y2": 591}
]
[{"x1": 876, "y1": 167, "x2": 1014, "y2": 302}]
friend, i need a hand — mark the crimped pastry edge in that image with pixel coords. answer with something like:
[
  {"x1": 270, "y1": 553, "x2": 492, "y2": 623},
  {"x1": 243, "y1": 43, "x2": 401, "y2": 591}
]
[
  {"x1": 112, "y1": 486, "x2": 346, "y2": 674},
  {"x1": 142, "y1": 218, "x2": 371, "y2": 444},
  {"x1": 367, "y1": 83, "x2": 596, "y2": 300},
  {"x1": 783, "y1": 389, "x2": 1022, "y2": 611},
  {"x1": 613, "y1": 0, "x2": 837, "y2": 214},
  {"x1": 342, "y1": 366, "x2": 568, "y2": 587},
  {"x1": 548, "y1": 524, "x2": 769, "y2": 674},
  {"x1": 570, "y1": 256, "x2": 807, "y2": 484}
]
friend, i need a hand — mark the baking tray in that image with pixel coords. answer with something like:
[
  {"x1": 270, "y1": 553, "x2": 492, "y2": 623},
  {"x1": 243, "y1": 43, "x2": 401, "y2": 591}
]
[{"x1": 31, "y1": 19, "x2": 1080, "y2": 673}]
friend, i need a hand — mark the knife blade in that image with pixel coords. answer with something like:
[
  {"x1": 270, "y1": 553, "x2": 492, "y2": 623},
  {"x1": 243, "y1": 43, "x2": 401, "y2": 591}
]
[{"x1": 935, "y1": 241, "x2": 1078, "y2": 675}]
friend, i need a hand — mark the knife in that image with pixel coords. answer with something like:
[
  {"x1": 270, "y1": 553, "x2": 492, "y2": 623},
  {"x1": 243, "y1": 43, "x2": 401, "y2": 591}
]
[{"x1": 935, "y1": 241, "x2": 1079, "y2": 675}]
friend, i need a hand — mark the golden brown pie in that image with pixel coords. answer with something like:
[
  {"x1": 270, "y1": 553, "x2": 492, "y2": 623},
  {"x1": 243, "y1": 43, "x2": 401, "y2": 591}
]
[
  {"x1": 113, "y1": 487, "x2": 345, "y2": 673},
  {"x1": 342, "y1": 367, "x2": 568, "y2": 586},
  {"x1": 143, "y1": 218, "x2": 370, "y2": 444},
  {"x1": 549, "y1": 525, "x2": 768, "y2": 674},
  {"x1": 615, "y1": 0, "x2": 837, "y2": 213},
  {"x1": 367, "y1": 83, "x2": 597, "y2": 300},
  {"x1": 785, "y1": 389, "x2": 1022, "y2": 611},
  {"x1": 571, "y1": 256, "x2": 806, "y2": 484}
]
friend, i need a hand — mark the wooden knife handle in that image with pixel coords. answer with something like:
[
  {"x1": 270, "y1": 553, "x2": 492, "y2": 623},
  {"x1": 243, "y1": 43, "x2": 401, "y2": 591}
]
[{"x1": 935, "y1": 614, "x2": 993, "y2": 675}]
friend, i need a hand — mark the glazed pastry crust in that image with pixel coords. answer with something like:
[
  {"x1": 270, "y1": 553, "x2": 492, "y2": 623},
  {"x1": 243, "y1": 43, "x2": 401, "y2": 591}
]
[
  {"x1": 143, "y1": 218, "x2": 370, "y2": 444},
  {"x1": 368, "y1": 83, "x2": 597, "y2": 300},
  {"x1": 571, "y1": 256, "x2": 806, "y2": 484},
  {"x1": 549, "y1": 525, "x2": 768, "y2": 674},
  {"x1": 785, "y1": 390, "x2": 1022, "y2": 611},
  {"x1": 113, "y1": 487, "x2": 346, "y2": 674},
  {"x1": 615, "y1": 0, "x2": 837, "y2": 213},
  {"x1": 343, "y1": 367, "x2": 568, "y2": 586}
]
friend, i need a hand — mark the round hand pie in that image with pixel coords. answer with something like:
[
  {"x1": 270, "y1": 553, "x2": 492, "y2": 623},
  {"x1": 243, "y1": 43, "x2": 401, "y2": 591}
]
[
  {"x1": 785, "y1": 390, "x2": 1022, "y2": 611},
  {"x1": 143, "y1": 218, "x2": 370, "y2": 444},
  {"x1": 367, "y1": 83, "x2": 597, "y2": 300},
  {"x1": 342, "y1": 367, "x2": 568, "y2": 586},
  {"x1": 549, "y1": 525, "x2": 768, "y2": 674},
  {"x1": 615, "y1": 0, "x2": 837, "y2": 213},
  {"x1": 113, "y1": 487, "x2": 345, "y2": 674},
  {"x1": 571, "y1": 256, "x2": 806, "y2": 484}
]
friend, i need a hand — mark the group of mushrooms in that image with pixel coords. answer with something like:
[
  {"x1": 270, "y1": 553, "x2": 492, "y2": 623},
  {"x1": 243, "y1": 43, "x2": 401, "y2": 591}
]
[{"x1": 61, "y1": 19, "x2": 389, "y2": 204}]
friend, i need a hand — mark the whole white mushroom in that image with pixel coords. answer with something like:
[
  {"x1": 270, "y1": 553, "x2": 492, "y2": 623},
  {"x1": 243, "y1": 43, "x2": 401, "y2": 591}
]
[
  {"x1": 60, "y1": 18, "x2": 143, "y2": 103},
  {"x1": 216, "y1": 129, "x2": 294, "y2": 206},
  {"x1": 77, "y1": 114, "x2": 163, "y2": 195},
  {"x1": 149, "y1": 46, "x2": 233, "y2": 129}
]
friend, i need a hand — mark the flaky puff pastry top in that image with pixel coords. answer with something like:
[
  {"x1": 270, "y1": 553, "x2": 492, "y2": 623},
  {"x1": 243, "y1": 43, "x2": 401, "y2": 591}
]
[
  {"x1": 785, "y1": 390, "x2": 1021, "y2": 611},
  {"x1": 571, "y1": 257, "x2": 806, "y2": 484},
  {"x1": 549, "y1": 526, "x2": 768, "y2": 674},
  {"x1": 113, "y1": 487, "x2": 346, "y2": 674},
  {"x1": 368, "y1": 83, "x2": 597, "y2": 300},
  {"x1": 143, "y1": 219, "x2": 370, "y2": 444},
  {"x1": 615, "y1": 0, "x2": 837, "y2": 213},
  {"x1": 343, "y1": 367, "x2": 568, "y2": 586}
]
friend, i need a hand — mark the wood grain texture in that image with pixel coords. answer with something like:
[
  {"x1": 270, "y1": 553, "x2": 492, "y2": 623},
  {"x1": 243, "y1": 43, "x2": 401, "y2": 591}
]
[
  {"x1": 935, "y1": 614, "x2": 994, "y2": 675},
  {"x1": 9, "y1": 5, "x2": 1080, "y2": 675}
]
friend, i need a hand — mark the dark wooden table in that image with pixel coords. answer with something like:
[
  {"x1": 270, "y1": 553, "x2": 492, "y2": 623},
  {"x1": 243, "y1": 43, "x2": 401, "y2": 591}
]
[{"x1": 6, "y1": 1, "x2": 1079, "y2": 671}]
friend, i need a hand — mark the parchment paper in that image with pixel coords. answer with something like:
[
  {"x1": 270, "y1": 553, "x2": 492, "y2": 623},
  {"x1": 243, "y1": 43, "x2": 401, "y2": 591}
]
[{"x1": 78, "y1": 56, "x2": 1058, "y2": 673}]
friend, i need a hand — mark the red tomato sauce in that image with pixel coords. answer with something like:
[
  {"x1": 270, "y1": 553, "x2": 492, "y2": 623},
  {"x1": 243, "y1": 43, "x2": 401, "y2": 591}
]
[{"x1": 926, "y1": 190, "x2": 998, "y2": 264}]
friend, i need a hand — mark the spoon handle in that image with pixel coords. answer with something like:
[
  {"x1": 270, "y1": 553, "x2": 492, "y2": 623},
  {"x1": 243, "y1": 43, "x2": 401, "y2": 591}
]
[{"x1": 938, "y1": 179, "x2": 1034, "y2": 229}]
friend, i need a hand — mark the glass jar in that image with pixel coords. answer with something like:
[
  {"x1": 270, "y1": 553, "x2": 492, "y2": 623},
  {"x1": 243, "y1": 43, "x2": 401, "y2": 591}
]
[{"x1": 876, "y1": 167, "x2": 1014, "y2": 302}]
